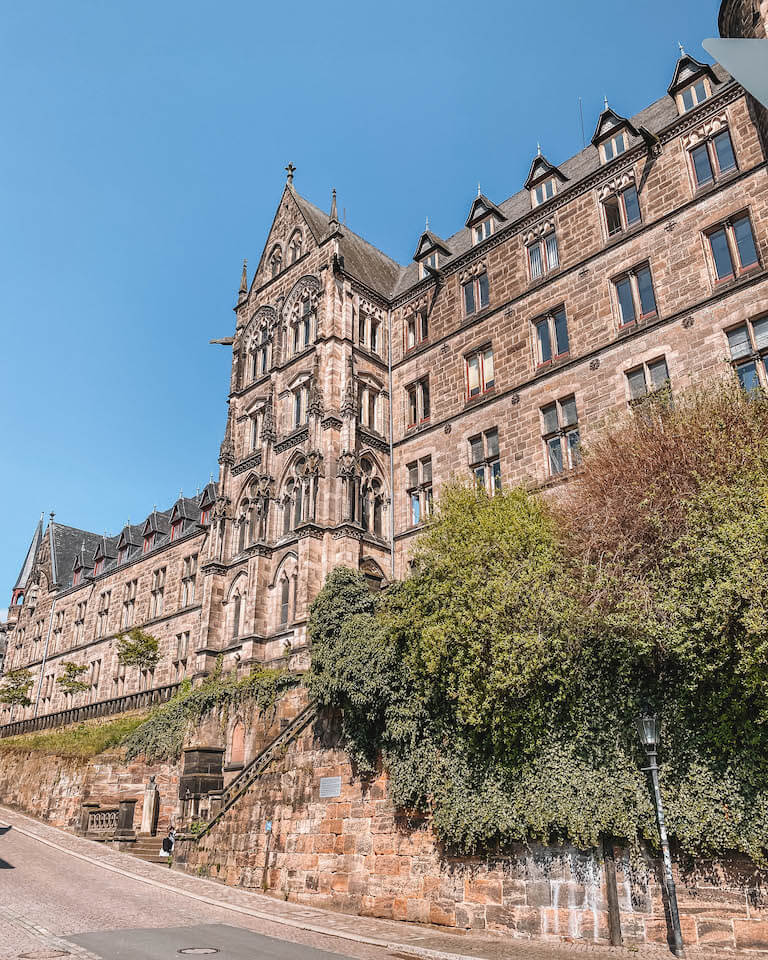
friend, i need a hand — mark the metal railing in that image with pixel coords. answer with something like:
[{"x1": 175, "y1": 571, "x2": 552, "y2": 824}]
[{"x1": 0, "y1": 682, "x2": 181, "y2": 738}]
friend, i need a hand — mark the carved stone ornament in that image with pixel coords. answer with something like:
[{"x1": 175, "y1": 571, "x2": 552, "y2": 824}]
[
  {"x1": 341, "y1": 358, "x2": 356, "y2": 417},
  {"x1": 522, "y1": 219, "x2": 555, "y2": 246},
  {"x1": 337, "y1": 450, "x2": 358, "y2": 478},
  {"x1": 299, "y1": 451, "x2": 324, "y2": 478},
  {"x1": 243, "y1": 305, "x2": 277, "y2": 346},
  {"x1": 510, "y1": 393, "x2": 521, "y2": 404},
  {"x1": 589, "y1": 357, "x2": 601, "y2": 371},
  {"x1": 444, "y1": 423, "x2": 452, "y2": 435},
  {"x1": 282, "y1": 275, "x2": 322, "y2": 324},
  {"x1": 218, "y1": 417, "x2": 235, "y2": 466},
  {"x1": 458, "y1": 259, "x2": 487, "y2": 284},
  {"x1": 262, "y1": 389, "x2": 276, "y2": 443},
  {"x1": 681, "y1": 112, "x2": 729, "y2": 150},
  {"x1": 212, "y1": 495, "x2": 231, "y2": 521},
  {"x1": 597, "y1": 170, "x2": 636, "y2": 202},
  {"x1": 682, "y1": 315, "x2": 695, "y2": 329}
]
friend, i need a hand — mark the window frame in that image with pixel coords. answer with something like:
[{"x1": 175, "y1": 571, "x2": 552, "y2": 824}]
[
  {"x1": 533, "y1": 306, "x2": 570, "y2": 368},
  {"x1": 705, "y1": 212, "x2": 760, "y2": 284},
  {"x1": 531, "y1": 178, "x2": 556, "y2": 208},
  {"x1": 473, "y1": 218, "x2": 493, "y2": 245},
  {"x1": 406, "y1": 456, "x2": 433, "y2": 526},
  {"x1": 464, "y1": 345, "x2": 495, "y2": 400},
  {"x1": 406, "y1": 377, "x2": 431, "y2": 428},
  {"x1": 600, "y1": 132, "x2": 627, "y2": 164},
  {"x1": 678, "y1": 76, "x2": 711, "y2": 113},
  {"x1": 613, "y1": 261, "x2": 658, "y2": 328},
  {"x1": 527, "y1": 231, "x2": 560, "y2": 282},
  {"x1": 726, "y1": 315, "x2": 768, "y2": 391},
  {"x1": 405, "y1": 308, "x2": 429, "y2": 352},
  {"x1": 625, "y1": 356, "x2": 671, "y2": 404},
  {"x1": 468, "y1": 428, "x2": 501, "y2": 495},
  {"x1": 420, "y1": 251, "x2": 438, "y2": 279},
  {"x1": 540, "y1": 396, "x2": 581, "y2": 478},
  {"x1": 602, "y1": 183, "x2": 642, "y2": 239},
  {"x1": 462, "y1": 272, "x2": 490, "y2": 317},
  {"x1": 689, "y1": 128, "x2": 738, "y2": 189}
]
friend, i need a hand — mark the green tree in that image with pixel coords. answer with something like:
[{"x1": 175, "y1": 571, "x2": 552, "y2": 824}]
[
  {"x1": 56, "y1": 662, "x2": 90, "y2": 695},
  {"x1": 116, "y1": 628, "x2": 160, "y2": 671},
  {"x1": 0, "y1": 669, "x2": 34, "y2": 707}
]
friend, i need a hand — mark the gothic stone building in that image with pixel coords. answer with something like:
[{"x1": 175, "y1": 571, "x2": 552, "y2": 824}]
[{"x1": 4, "y1": 48, "x2": 768, "y2": 728}]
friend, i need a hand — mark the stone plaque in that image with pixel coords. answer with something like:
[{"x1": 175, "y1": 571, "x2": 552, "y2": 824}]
[{"x1": 319, "y1": 776, "x2": 342, "y2": 798}]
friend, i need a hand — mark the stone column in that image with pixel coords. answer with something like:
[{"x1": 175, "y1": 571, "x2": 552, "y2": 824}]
[
  {"x1": 78, "y1": 801, "x2": 99, "y2": 836},
  {"x1": 140, "y1": 776, "x2": 159, "y2": 836},
  {"x1": 115, "y1": 797, "x2": 138, "y2": 843}
]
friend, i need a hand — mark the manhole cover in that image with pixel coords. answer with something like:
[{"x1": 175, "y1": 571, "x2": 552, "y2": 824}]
[
  {"x1": 177, "y1": 950, "x2": 219, "y2": 956},
  {"x1": 18, "y1": 952, "x2": 70, "y2": 959}
]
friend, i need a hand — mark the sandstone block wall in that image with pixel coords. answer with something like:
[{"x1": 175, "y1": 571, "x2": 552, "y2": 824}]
[{"x1": 175, "y1": 711, "x2": 768, "y2": 952}]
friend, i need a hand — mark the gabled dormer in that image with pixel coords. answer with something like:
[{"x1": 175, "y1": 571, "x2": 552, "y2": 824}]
[
  {"x1": 465, "y1": 193, "x2": 507, "y2": 245},
  {"x1": 116, "y1": 525, "x2": 140, "y2": 564},
  {"x1": 524, "y1": 153, "x2": 568, "y2": 208},
  {"x1": 142, "y1": 510, "x2": 169, "y2": 553},
  {"x1": 198, "y1": 483, "x2": 216, "y2": 526},
  {"x1": 668, "y1": 52, "x2": 720, "y2": 115},
  {"x1": 591, "y1": 103, "x2": 639, "y2": 165},
  {"x1": 170, "y1": 498, "x2": 196, "y2": 541},
  {"x1": 413, "y1": 229, "x2": 451, "y2": 279},
  {"x1": 72, "y1": 545, "x2": 92, "y2": 586}
]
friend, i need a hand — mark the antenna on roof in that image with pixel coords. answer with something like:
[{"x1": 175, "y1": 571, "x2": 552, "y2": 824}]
[
  {"x1": 578, "y1": 97, "x2": 586, "y2": 149},
  {"x1": 678, "y1": 40, "x2": 685, "y2": 56}
]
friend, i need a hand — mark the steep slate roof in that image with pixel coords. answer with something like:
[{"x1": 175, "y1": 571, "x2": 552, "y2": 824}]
[
  {"x1": 54, "y1": 524, "x2": 103, "y2": 582},
  {"x1": 283, "y1": 63, "x2": 732, "y2": 302},
  {"x1": 14, "y1": 515, "x2": 43, "y2": 590}
]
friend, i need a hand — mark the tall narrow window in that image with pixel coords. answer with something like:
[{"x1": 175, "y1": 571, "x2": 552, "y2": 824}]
[
  {"x1": 533, "y1": 307, "x2": 569, "y2": 367},
  {"x1": 150, "y1": 568, "x2": 166, "y2": 619},
  {"x1": 527, "y1": 232, "x2": 559, "y2": 281},
  {"x1": 406, "y1": 378, "x2": 430, "y2": 427},
  {"x1": 406, "y1": 457, "x2": 433, "y2": 525},
  {"x1": 532, "y1": 178, "x2": 556, "y2": 207},
  {"x1": 463, "y1": 273, "x2": 490, "y2": 316},
  {"x1": 405, "y1": 309, "x2": 428, "y2": 350},
  {"x1": 680, "y1": 78, "x2": 709, "y2": 112},
  {"x1": 292, "y1": 383, "x2": 309, "y2": 428},
  {"x1": 541, "y1": 396, "x2": 581, "y2": 477},
  {"x1": 122, "y1": 580, "x2": 137, "y2": 629},
  {"x1": 181, "y1": 555, "x2": 197, "y2": 607},
  {"x1": 465, "y1": 346, "x2": 495, "y2": 399},
  {"x1": 280, "y1": 579, "x2": 290, "y2": 626},
  {"x1": 601, "y1": 132, "x2": 626, "y2": 163},
  {"x1": 468, "y1": 428, "x2": 501, "y2": 495},
  {"x1": 707, "y1": 214, "x2": 759, "y2": 282},
  {"x1": 232, "y1": 594, "x2": 241, "y2": 639}
]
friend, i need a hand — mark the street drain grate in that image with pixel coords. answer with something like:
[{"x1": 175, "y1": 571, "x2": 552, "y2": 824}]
[{"x1": 177, "y1": 950, "x2": 219, "y2": 956}]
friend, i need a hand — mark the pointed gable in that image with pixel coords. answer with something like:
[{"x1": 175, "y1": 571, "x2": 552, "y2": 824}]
[
  {"x1": 524, "y1": 154, "x2": 568, "y2": 190},
  {"x1": 13, "y1": 515, "x2": 43, "y2": 592},
  {"x1": 413, "y1": 230, "x2": 451, "y2": 262},
  {"x1": 251, "y1": 184, "x2": 324, "y2": 290},
  {"x1": 591, "y1": 106, "x2": 639, "y2": 147},
  {"x1": 465, "y1": 194, "x2": 507, "y2": 228},
  {"x1": 668, "y1": 53, "x2": 719, "y2": 96}
]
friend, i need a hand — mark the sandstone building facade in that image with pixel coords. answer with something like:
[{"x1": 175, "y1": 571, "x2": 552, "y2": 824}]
[{"x1": 4, "y1": 48, "x2": 768, "y2": 729}]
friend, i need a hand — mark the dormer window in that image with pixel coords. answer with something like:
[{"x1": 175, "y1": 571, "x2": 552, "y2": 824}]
[
  {"x1": 118, "y1": 547, "x2": 128, "y2": 564},
  {"x1": 681, "y1": 78, "x2": 709, "y2": 112},
  {"x1": 170, "y1": 519, "x2": 183, "y2": 541},
  {"x1": 601, "y1": 132, "x2": 627, "y2": 164},
  {"x1": 73, "y1": 568, "x2": 82, "y2": 587},
  {"x1": 93, "y1": 558, "x2": 103, "y2": 576},
  {"x1": 143, "y1": 533, "x2": 154, "y2": 554},
  {"x1": 473, "y1": 219, "x2": 492, "y2": 244},
  {"x1": 200, "y1": 508, "x2": 210, "y2": 525},
  {"x1": 532, "y1": 179, "x2": 556, "y2": 207},
  {"x1": 421, "y1": 252, "x2": 438, "y2": 278}
]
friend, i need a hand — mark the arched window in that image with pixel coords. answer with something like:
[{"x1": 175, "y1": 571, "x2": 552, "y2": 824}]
[
  {"x1": 294, "y1": 482, "x2": 303, "y2": 528},
  {"x1": 270, "y1": 246, "x2": 282, "y2": 278},
  {"x1": 290, "y1": 292, "x2": 314, "y2": 355},
  {"x1": 358, "y1": 383, "x2": 379, "y2": 431},
  {"x1": 282, "y1": 480, "x2": 294, "y2": 535},
  {"x1": 288, "y1": 231, "x2": 303, "y2": 264},
  {"x1": 230, "y1": 721, "x2": 245, "y2": 766},
  {"x1": 280, "y1": 577, "x2": 290, "y2": 625},
  {"x1": 238, "y1": 515, "x2": 247, "y2": 554},
  {"x1": 357, "y1": 457, "x2": 387, "y2": 537},
  {"x1": 232, "y1": 593, "x2": 242, "y2": 639}
]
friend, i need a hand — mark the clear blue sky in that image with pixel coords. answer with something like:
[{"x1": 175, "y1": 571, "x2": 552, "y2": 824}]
[{"x1": 0, "y1": 0, "x2": 719, "y2": 605}]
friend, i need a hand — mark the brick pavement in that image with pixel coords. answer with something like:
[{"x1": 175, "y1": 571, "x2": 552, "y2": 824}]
[{"x1": 0, "y1": 805, "x2": 733, "y2": 960}]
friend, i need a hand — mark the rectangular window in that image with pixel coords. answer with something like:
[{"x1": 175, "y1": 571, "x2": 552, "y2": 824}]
[
  {"x1": 532, "y1": 178, "x2": 556, "y2": 206},
  {"x1": 681, "y1": 78, "x2": 708, "y2": 112},
  {"x1": 474, "y1": 219, "x2": 492, "y2": 244},
  {"x1": 96, "y1": 591, "x2": 111, "y2": 639},
  {"x1": 527, "y1": 232, "x2": 559, "y2": 281},
  {"x1": 465, "y1": 346, "x2": 494, "y2": 399},
  {"x1": 405, "y1": 309, "x2": 428, "y2": 350},
  {"x1": 626, "y1": 356, "x2": 670, "y2": 402},
  {"x1": 727, "y1": 317, "x2": 768, "y2": 390},
  {"x1": 122, "y1": 579, "x2": 137, "y2": 629},
  {"x1": 463, "y1": 273, "x2": 490, "y2": 316},
  {"x1": 691, "y1": 129, "x2": 738, "y2": 188},
  {"x1": 614, "y1": 263, "x2": 657, "y2": 327},
  {"x1": 541, "y1": 396, "x2": 581, "y2": 477},
  {"x1": 604, "y1": 185, "x2": 641, "y2": 238},
  {"x1": 468, "y1": 428, "x2": 501, "y2": 495},
  {"x1": 406, "y1": 377, "x2": 430, "y2": 427},
  {"x1": 602, "y1": 132, "x2": 626, "y2": 163},
  {"x1": 533, "y1": 307, "x2": 569, "y2": 366},
  {"x1": 406, "y1": 457, "x2": 433, "y2": 526},
  {"x1": 181, "y1": 555, "x2": 197, "y2": 607},
  {"x1": 150, "y1": 568, "x2": 166, "y2": 619},
  {"x1": 707, "y1": 214, "x2": 759, "y2": 282}
]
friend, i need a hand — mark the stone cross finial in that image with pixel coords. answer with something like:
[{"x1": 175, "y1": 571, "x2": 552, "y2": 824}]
[
  {"x1": 604, "y1": 95, "x2": 609, "y2": 110},
  {"x1": 537, "y1": 141, "x2": 542, "y2": 156},
  {"x1": 329, "y1": 188, "x2": 339, "y2": 226},
  {"x1": 678, "y1": 41, "x2": 685, "y2": 56},
  {"x1": 239, "y1": 259, "x2": 248, "y2": 298},
  {"x1": 285, "y1": 162, "x2": 296, "y2": 184}
]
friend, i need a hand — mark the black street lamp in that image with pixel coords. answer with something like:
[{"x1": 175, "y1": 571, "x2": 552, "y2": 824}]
[{"x1": 636, "y1": 714, "x2": 685, "y2": 958}]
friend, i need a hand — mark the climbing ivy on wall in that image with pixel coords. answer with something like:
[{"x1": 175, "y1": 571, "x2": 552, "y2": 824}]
[
  {"x1": 122, "y1": 664, "x2": 298, "y2": 763},
  {"x1": 308, "y1": 380, "x2": 768, "y2": 862}
]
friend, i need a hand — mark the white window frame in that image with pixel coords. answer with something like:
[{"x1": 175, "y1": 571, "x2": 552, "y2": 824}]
[{"x1": 531, "y1": 178, "x2": 556, "y2": 208}]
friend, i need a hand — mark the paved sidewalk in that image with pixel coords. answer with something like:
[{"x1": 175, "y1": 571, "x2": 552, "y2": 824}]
[{"x1": 0, "y1": 805, "x2": 714, "y2": 960}]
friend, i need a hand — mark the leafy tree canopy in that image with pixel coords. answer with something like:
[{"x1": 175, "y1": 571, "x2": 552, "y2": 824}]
[
  {"x1": 0, "y1": 669, "x2": 35, "y2": 707},
  {"x1": 56, "y1": 662, "x2": 90, "y2": 695},
  {"x1": 116, "y1": 628, "x2": 160, "y2": 671}
]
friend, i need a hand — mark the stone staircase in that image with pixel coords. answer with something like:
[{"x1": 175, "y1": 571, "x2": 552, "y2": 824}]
[
  {"x1": 128, "y1": 834, "x2": 171, "y2": 865},
  {"x1": 193, "y1": 701, "x2": 317, "y2": 841}
]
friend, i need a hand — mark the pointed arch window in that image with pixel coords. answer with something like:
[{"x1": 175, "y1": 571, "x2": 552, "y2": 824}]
[
  {"x1": 270, "y1": 247, "x2": 282, "y2": 278},
  {"x1": 294, "y1": 482, "x2": 304, "y2": 528},
  {"x1": 280, "y1": 577, "x2": 291, "y2": 626},
  {"x1": 291, "y1": 293, "x2": 314, "y2": 355},
  {"x1": 288, "y1": 231, "x2": 303, "y2": 264},
  {"x1": 232, "y1": 593, "x2": 242, "y2": 639},
  {"x1": 282, "y1": 480, "x2": 295, "y2": 535}
]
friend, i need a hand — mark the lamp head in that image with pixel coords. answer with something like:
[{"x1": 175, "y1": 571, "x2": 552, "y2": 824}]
[{"x1": 636, "y1": 714, "x2": 658, "y2": 752}]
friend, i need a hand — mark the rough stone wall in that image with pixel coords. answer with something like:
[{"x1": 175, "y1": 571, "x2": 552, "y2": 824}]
[
  {"x1": 175, "y1": 712, "x2": 768, "y2": 951},
  {"x1": 719, "y1": 0, "x2": 768, "y2": 37},
  {"x1": 0, "y1": 748, "x2": 179, "y2": 833}
]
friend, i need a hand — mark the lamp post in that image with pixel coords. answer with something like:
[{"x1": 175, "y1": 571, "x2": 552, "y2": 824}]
[{"x1": 636, "y1": 714, "x2": 685, "y2": 958}]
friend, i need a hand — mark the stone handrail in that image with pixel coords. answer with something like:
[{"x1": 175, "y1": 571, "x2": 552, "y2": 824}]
[{"x1": 0, "y1": 682, "x2": 181, "y2": 738}]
